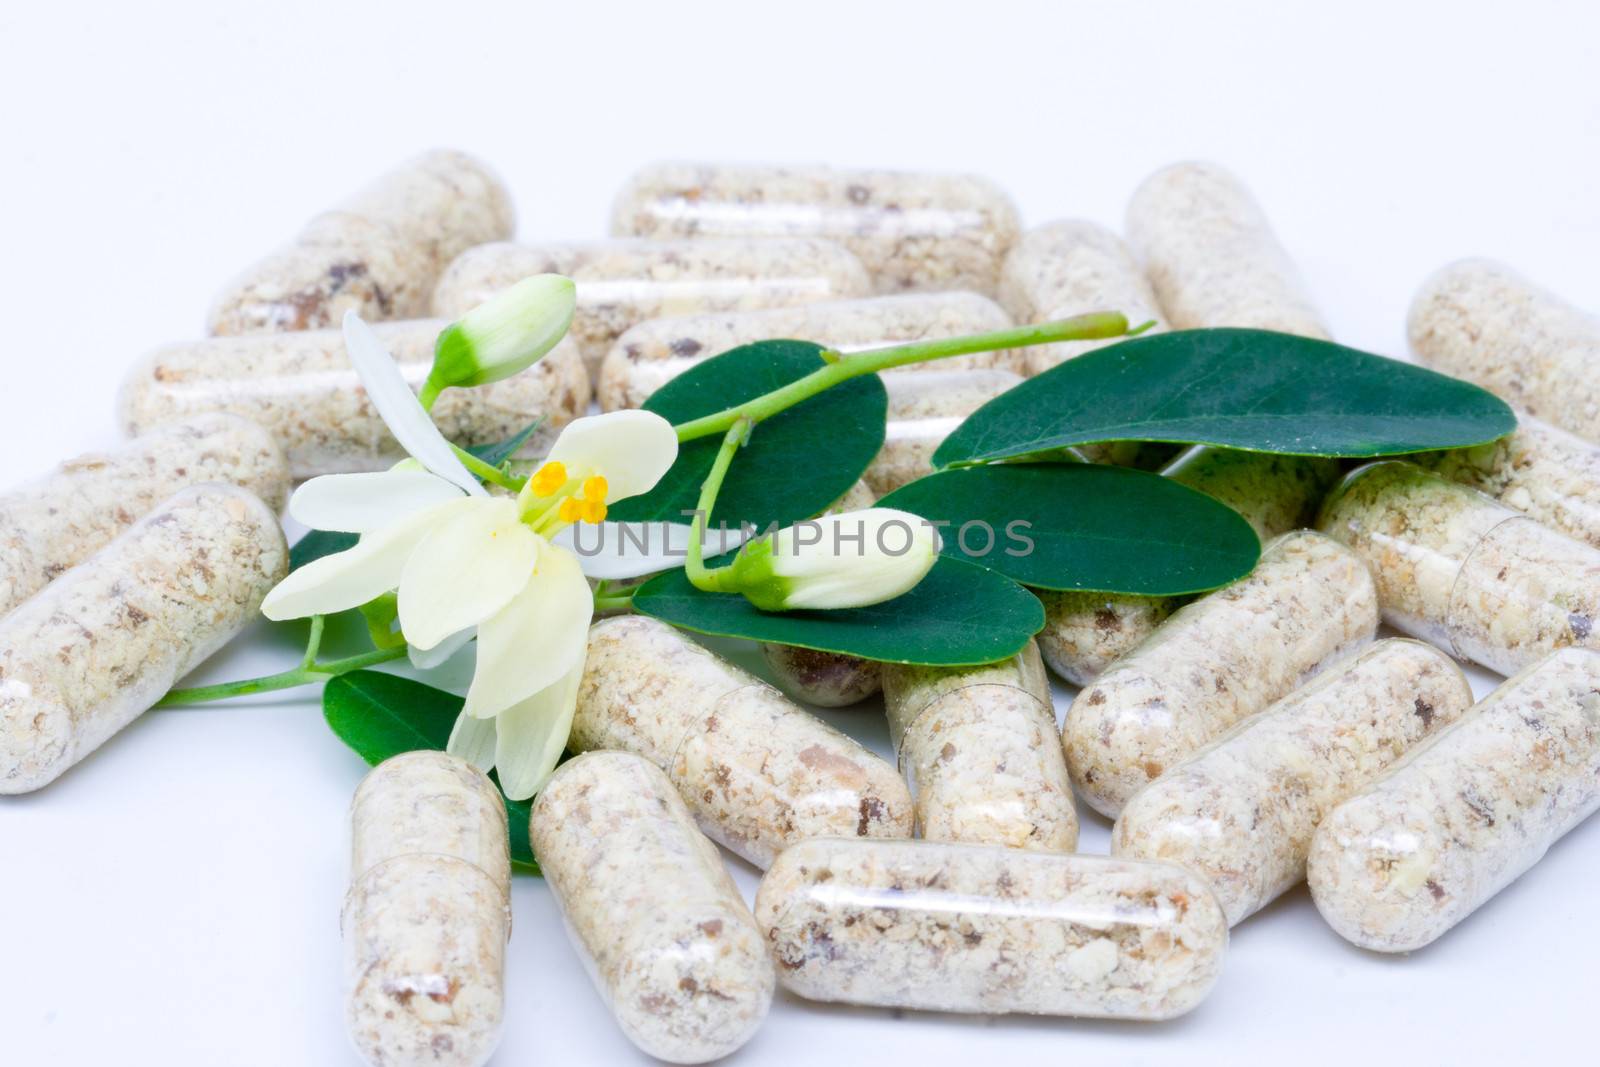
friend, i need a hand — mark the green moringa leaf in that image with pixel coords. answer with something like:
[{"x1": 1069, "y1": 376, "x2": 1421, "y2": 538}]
[
  {"x1": 289, "y1": 529, "x2": 359, "y2": 573},
  {"x1": 323, "y1": 672, "x2": 538, "y2": 874},
  {"x1": 878, "y1": 463, "x2": 1260, "y2": 594},
  {"x1": 607, "y1": 340, "x2": 887, "y2": 529},
  {"x1": 466, "y1": 416, "x2": 544, "y2": 468},
  {"x1": 633, "y1": 555, "x2": 1044, "y2": 665},
  {"x1": 932, "y1": 328, "x2": 1518, "y2": 466}
]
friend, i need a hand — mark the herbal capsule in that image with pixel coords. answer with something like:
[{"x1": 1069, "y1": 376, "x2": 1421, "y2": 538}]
[
  {"x1": 611, "y1": 162, "x2": 1021, "y2": 296},
  {"x1": 759, "y1": 644, "x2": 882, "y2": 707},
  {"x1": 433, "y1": 237, "x2": 870, "y2": 372},
  {"x1": 1036, "y1": 448, "x2": 1340, "y2": 686},
  {"x1": 881, "y1": 640, "x2": 1077, "y2": 851},
  {"x1": 118, "y1": 321, "x2": 590, "y2": 479},
  {"x1": 865, "y1": 368, "x2": 1021, "y2": 496},
  {"x1": 210, "y1": 150, "x2": 513, "y2": 335},
  {"x1": 0, "y1": 413, "x2": 288, "y2": 616},
  {"x1": 344, "y1": 751, "x2": 511, "y2": 1067},
  {"x1": 1308, "y1": 648, "x2": 1600, "y2": 952},
  {"x1": 1409, "y1": 258, "x2": 1600, "y2": 443},
  {"x1": 572, "y1": 616, "x2": 912, "y2": 868},
  {"x1": 1412, "y1": 413, "x2": 1600, "y2": 550},
  {"x1": 1064, "y1": 530, "x2": 1379, "y2": 817},
  {"x1": 597, "y1": 291, "x2": 1020, "y2": 411},
  {"x1": 1318, "y1": 460, "x2": 1600, "y2": 676},
  {"x1": 531, "y1": 752, "x2": 775, "y2": 1063},
  {"x1": 0, "y1": 485, "x2": 287, "y2": 793},
  {"x1": 1113, "y1": 639, "x2": 1472, "y2": 925},
  {"x1": 1125, "y1": 161, "x2": 1330, "y2": 338},
  {"x1": 996, "y1": 220, "x2": 1169, "y2": 375},
  {"x1": 755, "y1": 838, "x2": 1227, "y2": 1020}
]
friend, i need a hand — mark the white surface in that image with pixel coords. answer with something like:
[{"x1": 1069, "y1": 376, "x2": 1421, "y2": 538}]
[{"x1": 2, "y1": 1, "x2": 1598, "y2": 1064}]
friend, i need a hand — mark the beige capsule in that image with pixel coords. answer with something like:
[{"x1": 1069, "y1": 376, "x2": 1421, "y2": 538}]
[
  {"x1": 210, "y1": 150, "x2": 513, "y2": 336},
  {"x1": 118, "y1": 321, "x2": 590, "y2": 479},
  {"x1": 759, "y1": 644, "x2": 882, "y2": 707},
  {"x1": 755, "y1": 838, "x2": 1227, "y2": 1020},
  {"x1": 531, "y1": 752, "x2": 774, "y2": 1064},
  {"x1": 611, "y1": 162, "x2": 1021, "y2": 296},
  {"x1": 996, "y1": 220, "x2": 1169, "y2": 375},
  {"x1": 881, "y1": 640, "x2": 1077, "y2": 851},
  {"x1": 1308, "y1": 648, "x2": 1600, "y2": 952},
  {"x1": 864, "y1": 368, "x2": 1021, "y2": 496},
  {"x1": 1063, "y1": 530, "x2": 1379, "y2": 818},
  {"x1": 0, "y1": 413, "x2": 288, "y2": 617},
  {"x1": 1113, "y1": 639, "x2": 1473, "y2": 925},
  {"x1": 0, "y1": 484, "x2": 287, "y2": 793},
  {"x1": 344, "y1": 751, "x2": 511, "y2": 1067},
  {"x1": 1318, "y1": 460, "x2": 1600, "y2": 676},
  {"x1": 1409, "y1": 258, "x2": 1600, "y2": 444},
  {"x1": 1126, "y1": 161, "x2": 1330, "y2": 338},
  {"x1": 597, "y1": 290, "x2": 1020, "y2": 411},
  {"x1": 572, "y1": 616, "x2": 912, "y2": 868},
  {"x1": 433, "y1": 237, "x2": 870, "y2": 373}
]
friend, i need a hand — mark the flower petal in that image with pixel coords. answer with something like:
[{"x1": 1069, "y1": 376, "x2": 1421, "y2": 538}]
[
  {"x1": 464, "y1": 542, "x2": 591, "y2": 720},
  {"x1": 409, "y1": 626, "x2": 475, "y2": 670},
  {"x1": 260, "y1": 500, "x2": 461, "y2": 620},
  {"x1": 553, "y1": 520, "x2": 749, "y2": 580},
  {"x1": 397, "y1": 499, "x2": 539, "y2": 650},
  {"x1": 547, "y1": 410, "x2": 679, "y2": 501},
  {"x1": 343, "y1": 311, "x2": 485, "y2": 497},
  {"x1": 290, "y1": 470, "x2": 465, "y2": 533},
  {"x1": 446, "y1": 711, "x2": 498, "y2": 773},
  {"x1": 492, "y1": 663, "x2": 584, "y2": 800}
]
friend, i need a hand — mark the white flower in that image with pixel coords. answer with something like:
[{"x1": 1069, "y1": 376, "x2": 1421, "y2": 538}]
[
  {"x1": 722, "y1": 507, "x2": 940, "y2": 611},
  {"x1": 425, "y1": 274, "x2": 576, "y2": 396}
]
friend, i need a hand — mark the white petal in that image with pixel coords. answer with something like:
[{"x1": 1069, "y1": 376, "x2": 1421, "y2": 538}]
[
  {"x1": 554, "y1": 520, "x2": 749, "y2": 580},
  {"x1": 397, "y1": 499, "x2": 539, "y2": 650},
  {"x1": 409, "y1": 626, "x2": 475, "y2": 670},
  {"x1": 492, "y1": 663, "x2": 584, "y2": 800},
  {"x1": 464, "y1": 542, "x2": 591, "y2": 720},
  {"x1": 260, "y1": 500, "x2": 460, "y2": 620},
  {"x1": 547, "y1": 410, "x2": 679, "y2": 501},
  {"x1": 446, "y1": 711, "x2": 498, "y2": 773},
  {"x1": 343, "y1": 311, "x2": 485, "y2": 497},
  {"x1": 290, "y1": 470, "x2": 464, "y2": 533}
]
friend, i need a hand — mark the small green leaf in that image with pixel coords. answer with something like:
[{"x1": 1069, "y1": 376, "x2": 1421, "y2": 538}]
[
  {"x1": 632, "y1": 555, "x2": 1044, "y2": 665},
  {"x1": 878, "y1": 463, "x2": 1260, "y2": 595},
  {"x1": 933, "y1": 328, "x2": 1518, "y2": 466},
  {"x1": 607, "y1": 340, "x2": 887, "y2": 529},
  {"x1": 289, "y1": 529, "x2": 358, "y2": 573},
  {"x1": 323, "y1": 672, "x2": 538, "y2": 874},
  {"x1": 466, "y1": 416, "x2": 544, "y2": 468}
]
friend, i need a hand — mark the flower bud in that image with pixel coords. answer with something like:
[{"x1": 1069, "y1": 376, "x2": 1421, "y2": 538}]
[
  {"x1": 724, "y1": 508, "x2": 940, "y2": 611},
  {"x1": 426, "y1": 273, "x2": 576, "y2": 395}
]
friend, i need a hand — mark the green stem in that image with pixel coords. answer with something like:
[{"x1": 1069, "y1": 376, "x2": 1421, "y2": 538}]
[
  {"x1": 685, "y1": 418, "x2": 750, "y2": 592},
  {"x1": 592, "y1": 593, "x2": 635, "y2": 612},
  {"x1": 673, "y1": 312, "x2": 1132, "y2": 443},
  {"x1": 157, "y1": 646, "x2": 408, "y2": 707},
  {"x1": 300, "y1": 615, "x2": 326, "y2": 670},
  {"x1": 452, "y1": 444, "x2": 524, "y2": 491}
]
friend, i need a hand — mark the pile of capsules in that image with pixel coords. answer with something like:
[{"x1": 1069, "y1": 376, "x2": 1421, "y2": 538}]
[{"x1": 4, "y1": 151, "x2": 1600, "y2": 1066}]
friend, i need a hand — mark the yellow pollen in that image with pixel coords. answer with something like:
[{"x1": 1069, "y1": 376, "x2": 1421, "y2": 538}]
[
  {"x1": 582, "y1": 475, "x2": 609, "y2": 503},
  {"x1": 580, "y1": 500, "x2": 608, "y2": 524},
  {"x1": 531, "y1": 461, "x2": 567, "y2": 497},
  {"x1": 558, "y1": 497, "x2": 583, "y2": 523}
]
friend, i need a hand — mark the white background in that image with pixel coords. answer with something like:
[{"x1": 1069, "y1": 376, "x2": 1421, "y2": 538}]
[{"x1": 1, "y1": 1, "x2": 1597, "y2": 1064}]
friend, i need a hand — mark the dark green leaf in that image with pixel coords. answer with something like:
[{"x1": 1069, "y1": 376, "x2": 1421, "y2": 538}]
[
  {"x1": 466, "y1": 416, "x2": 544, "y2": 468},
  {"x1": 607, "y1": 340, "x2": 887, "y2": 529},
  {"x1": 933, "y1": 328, "x2": 1517, "y2": 466},
  {"x1": 289, "y1": 529, "x2": 358, "y2": 573},
  {"x1": 323, "y1": 672, "x2": 538, "y2": 874},
  {"x1": 632, "y1": 555, "x2": 1044, "y2": 665},
  {"x1": 878, "y1": 463, "x2": 1259, "y2": 594}
]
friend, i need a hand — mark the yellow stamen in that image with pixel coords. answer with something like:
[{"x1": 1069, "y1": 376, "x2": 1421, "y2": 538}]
[
  {"x1": 580, "y1": 500, "x2": 608, "y2": 524},
  {"x1": 531, "y1": 461, "x2": 567, "y2": 498},
  {"x1": 582, "y1": 475, "x2": 609, "y2": 503},
  {"x1": 558, "y1": 497, "x2": 583, "y2": 523}
]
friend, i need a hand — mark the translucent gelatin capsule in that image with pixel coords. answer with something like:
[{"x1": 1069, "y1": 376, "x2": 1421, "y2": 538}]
[
  {"x1": 755, "y1": 838, "x2": 1227, "y2": 1020},
  {"x1": 433, "y1": 237, "x2": 870, "y2": 372},
  {"x1": 344, "y1": 752, "x2": 511, "y2": 1067},
  {"x1": 880, "y1": 640, "x2": 1078, "y2": 851},
  {"x1": 572, "y1": 616, "x2": 912, "y2": 868},
  {"x1": 118, "y1": 321, "x2": 590, "y2": 478},
  {"x1": 760, "y1": 644, "x2": 882, "y2": 708},
  {"x1": 210, "y1": 150, "x2": 513, "y2": 335},
  {"x1": 1317, "y1": 460, "x2": 1600, "y2": 676},
  {"x1": 611, "y1": 162, "x2": 1021, "y2": 296},
  {"x1": 597, "y1": 291, "x2": 1020, "y2": 411},
  {"x1": 864, "y1": 369, "x2": 1021, "y2": 496},
  {"x1": 0, "y1": 485, "x2": 287, "y2": 793},
  {"x1": 1409, "y1": 258, "x2": 1600, "y2": 444},
  {"x1": 531, "y1": 752, "x2": 775, "y2": 1064},
  {"x1": 1125, "y1": 161, "x2": 1330, "y2": 338},
  {"x1": 1113, "y1": 639, "x2": 1473, "y2": 925},
  {"x1": 1308, "y1": 648, "x2": 1600, "y2": 952},
  {"x1": 996, "y1": 220, "x2": 1169, "y2": 375},
  {"x1": 1063, "y1": 530, "x2": 1379, "y2": 817},
  {"x1": 0, "y1": 413, "x2": 288, "y2": 616}
]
